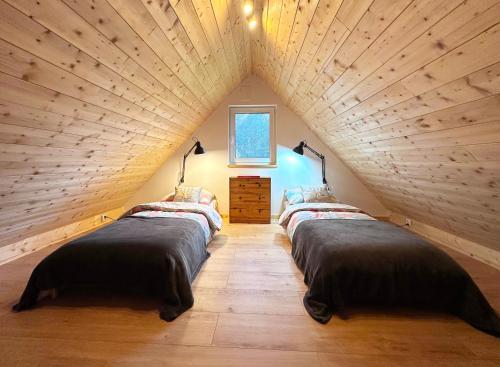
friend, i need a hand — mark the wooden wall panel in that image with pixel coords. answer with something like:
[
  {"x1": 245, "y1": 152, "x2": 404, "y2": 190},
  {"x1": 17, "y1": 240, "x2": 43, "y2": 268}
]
[
  {"x1": 1, "y1": 0, "x2": 499, "y2": 255},
  {"x1": 0, "y1": 0, "x2": 251, "y2": 248},
  {"x1": 253, "y1": 0, "x2": 500, "y2": 251}
]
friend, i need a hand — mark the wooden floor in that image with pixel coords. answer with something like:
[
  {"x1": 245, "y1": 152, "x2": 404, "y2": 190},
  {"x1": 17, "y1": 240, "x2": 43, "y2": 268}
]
[{"x1": 0, "y1": 223, "x2": 499, "y2": 366}]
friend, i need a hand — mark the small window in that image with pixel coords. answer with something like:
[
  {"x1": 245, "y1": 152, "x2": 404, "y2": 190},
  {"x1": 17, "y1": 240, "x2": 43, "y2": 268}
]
[{"x1": 229, "y1": 105, "x2": 276, "y2": 167}]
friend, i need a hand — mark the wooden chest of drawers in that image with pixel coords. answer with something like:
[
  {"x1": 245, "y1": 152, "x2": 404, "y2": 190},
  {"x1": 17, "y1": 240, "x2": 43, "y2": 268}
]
[{"x1": 229, "y1": 177, "x2": 271, "y2": 224}]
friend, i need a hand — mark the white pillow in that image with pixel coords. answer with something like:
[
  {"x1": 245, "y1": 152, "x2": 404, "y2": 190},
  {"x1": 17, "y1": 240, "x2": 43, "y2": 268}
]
[{"x1": 174, "y1": 186, "x2": 202, "y2": 203}]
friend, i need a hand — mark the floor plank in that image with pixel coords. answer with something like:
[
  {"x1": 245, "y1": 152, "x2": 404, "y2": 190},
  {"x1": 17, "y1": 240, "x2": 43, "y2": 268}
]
[
  {"x1": 226, "y1": 271, "x2": 307, "y2": 291},
  {"x1": 0, "y1": 337, "x2": 322, "y2": 367},
  {"x1": 201, "y1": 256, "x2": 301, "y2": 274},
  {"x1": 0, "y1": 307, "x2": 218, "y2": 346},
  {"x1": 192, "y1": 270, "x2": 230, "y2": 289},
  {"x1": 317, "y1": 353, "x2": 500, "y2": 367},
  {"x1": 212, "y1": 312, "x2": 478, "y2": 357},
  {"x1": 192, "y1": 287, "x2": 305, "y2": 316}
]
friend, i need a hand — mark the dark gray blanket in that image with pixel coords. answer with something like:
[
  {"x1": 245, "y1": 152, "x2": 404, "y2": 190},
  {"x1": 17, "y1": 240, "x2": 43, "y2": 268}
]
[
  {"x1": 292, "y1": 219, "x2": 500, "y2": 336},
  {"x1": 13, "y1": 217, "x2": 209, "y2": 321}
]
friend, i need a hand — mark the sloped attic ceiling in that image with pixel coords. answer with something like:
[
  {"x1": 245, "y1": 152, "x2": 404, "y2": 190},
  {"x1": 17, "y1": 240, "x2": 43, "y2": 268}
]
[
  {"x1": 252, "y1": 0, "x2": 500, "y2": 251},
  {"x1": 0, "y1": 0, "x2": 499, "y2": 251},
  {"x1": 0, "y1": 0, "x2": 251, "y2": 247}
]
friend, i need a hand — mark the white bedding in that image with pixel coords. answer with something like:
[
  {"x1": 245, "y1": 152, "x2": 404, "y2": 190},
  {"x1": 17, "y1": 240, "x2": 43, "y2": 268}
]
[
  {"x1": 124, "y1": 201, "x2": 223, "y2": 244},
  {"x1": 278, "y1": 202, "x2": 375, "y2": 241}
]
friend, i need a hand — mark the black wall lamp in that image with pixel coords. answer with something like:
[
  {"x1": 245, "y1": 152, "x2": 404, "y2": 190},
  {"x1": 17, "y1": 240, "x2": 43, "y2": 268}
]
[
  {"x1": 179, "y1": 137, "x2": 205, "y2": 185},
  {"x1": 293, "y1": 141, "x2": 328, "y2": 185}
]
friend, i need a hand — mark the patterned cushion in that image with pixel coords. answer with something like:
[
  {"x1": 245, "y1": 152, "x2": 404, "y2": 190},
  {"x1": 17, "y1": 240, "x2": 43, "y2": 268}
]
[
  {"x1": 174, "y1": 186, "x2": 202, "y2": 203},
  {"x1": 199, "y1": 189, "x2": 215, "y2": 205},
  {"x1": 301, "y1": 184, "x2": 336, "y2": 203},
  {"x1": 284, "y1": 187, "x2": 304, "y2": 205},
  {"x1": 305, "y1": 194, "x2": 337, "y2": 203}
]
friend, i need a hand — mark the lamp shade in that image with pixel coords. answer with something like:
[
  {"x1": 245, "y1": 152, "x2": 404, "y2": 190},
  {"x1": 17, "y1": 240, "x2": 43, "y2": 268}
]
[
  {"x1": 293, "y1": 141, "x2": 305, "y2": 155},
  {"x1": 194, "y1": 141, "x2": 205, "y2": 155}
]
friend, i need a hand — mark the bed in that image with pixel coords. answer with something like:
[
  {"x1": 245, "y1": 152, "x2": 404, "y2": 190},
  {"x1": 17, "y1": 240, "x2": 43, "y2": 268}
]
[
  {"x1": 13, "y1": 201, "x2": 222, "y2": 321},
  {"x1": 279, "y1": 202, "x2": 500, "y2": 336}
]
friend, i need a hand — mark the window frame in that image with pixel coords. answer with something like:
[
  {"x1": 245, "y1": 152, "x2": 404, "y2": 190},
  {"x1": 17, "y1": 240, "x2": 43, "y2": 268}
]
[{"x1": 228, "y1": 105, "x2": 277, "y2": 167}]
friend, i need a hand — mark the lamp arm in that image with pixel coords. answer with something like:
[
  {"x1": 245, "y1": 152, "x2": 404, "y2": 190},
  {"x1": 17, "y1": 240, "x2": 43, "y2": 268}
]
[
  {"x1": 304, "y1": 144, "x2": 324, "y2": 160},
  {"x1": 322, "y1": 158, "x2": 327, "y2": 185},
  {"x1": 179, "y1": 141, "x2": 198, "y2": 185},
  {"x1": 304, "y1": 143, "x2": 327, "y2": 185}
]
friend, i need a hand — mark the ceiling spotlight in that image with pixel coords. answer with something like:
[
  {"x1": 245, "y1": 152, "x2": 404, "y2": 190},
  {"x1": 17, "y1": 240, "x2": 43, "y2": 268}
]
[
  {"x1": 248, "y1": 17, "x2": 257, "y2": 30},
  {"x1": 243, "y1": 2, "x2": 253, "y2": 16}
]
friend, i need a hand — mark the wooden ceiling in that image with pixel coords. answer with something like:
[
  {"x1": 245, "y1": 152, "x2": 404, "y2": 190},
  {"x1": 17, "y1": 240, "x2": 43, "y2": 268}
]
[
  {"x1": 252, "y1": 0, "x2": 500, "y2": 251},
  {"x1": 0, "y1": 0, "x2": 251, "y2": 247},
  {"x1": 1, "y1": 0, "x2": 499, "y2": 252}
]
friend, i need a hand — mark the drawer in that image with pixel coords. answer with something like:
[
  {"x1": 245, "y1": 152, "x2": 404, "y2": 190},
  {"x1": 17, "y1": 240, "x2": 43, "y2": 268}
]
[
  {"x1": 230, "y1": 208, "x2": 270, "y2": 223},
  {"x1": 230, "y1": 179, "x2": 270, "y2": 191},
  {"x1": 230, "y1": 192, "x2": 270, "y2": 203},
  {"x1": 230, "y1": 200, "x2": 270, "y2": 209}
]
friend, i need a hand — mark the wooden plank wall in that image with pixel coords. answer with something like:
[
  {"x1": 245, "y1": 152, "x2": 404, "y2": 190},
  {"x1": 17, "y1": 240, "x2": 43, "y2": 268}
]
[
  {"x1": 0, "y1": 0, "x2": 251, "y2": 248},
  {"x1": 1, "y1": 0, "x2": 499, "y2": 256},
  {"x1": 0, "y1": 207, "x2": 124, "y2": 265},
  {"x1": 390, "y1": 212, "x2": 500, "y2": 270},
  {"x1": 253, "y1": 0, "x2": 500, "y2": 252}
]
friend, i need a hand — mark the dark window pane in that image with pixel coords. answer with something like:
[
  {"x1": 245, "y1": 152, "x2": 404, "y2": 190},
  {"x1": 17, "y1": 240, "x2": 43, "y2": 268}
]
[{"x1": 235, "y1": 113, "x2": 270, "y2": 159}]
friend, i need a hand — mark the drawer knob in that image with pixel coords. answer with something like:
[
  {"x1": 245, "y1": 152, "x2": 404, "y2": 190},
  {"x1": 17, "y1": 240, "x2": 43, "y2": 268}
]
[{"x1": 239, "y1": 196, "x2": 242, "y2": 200}]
